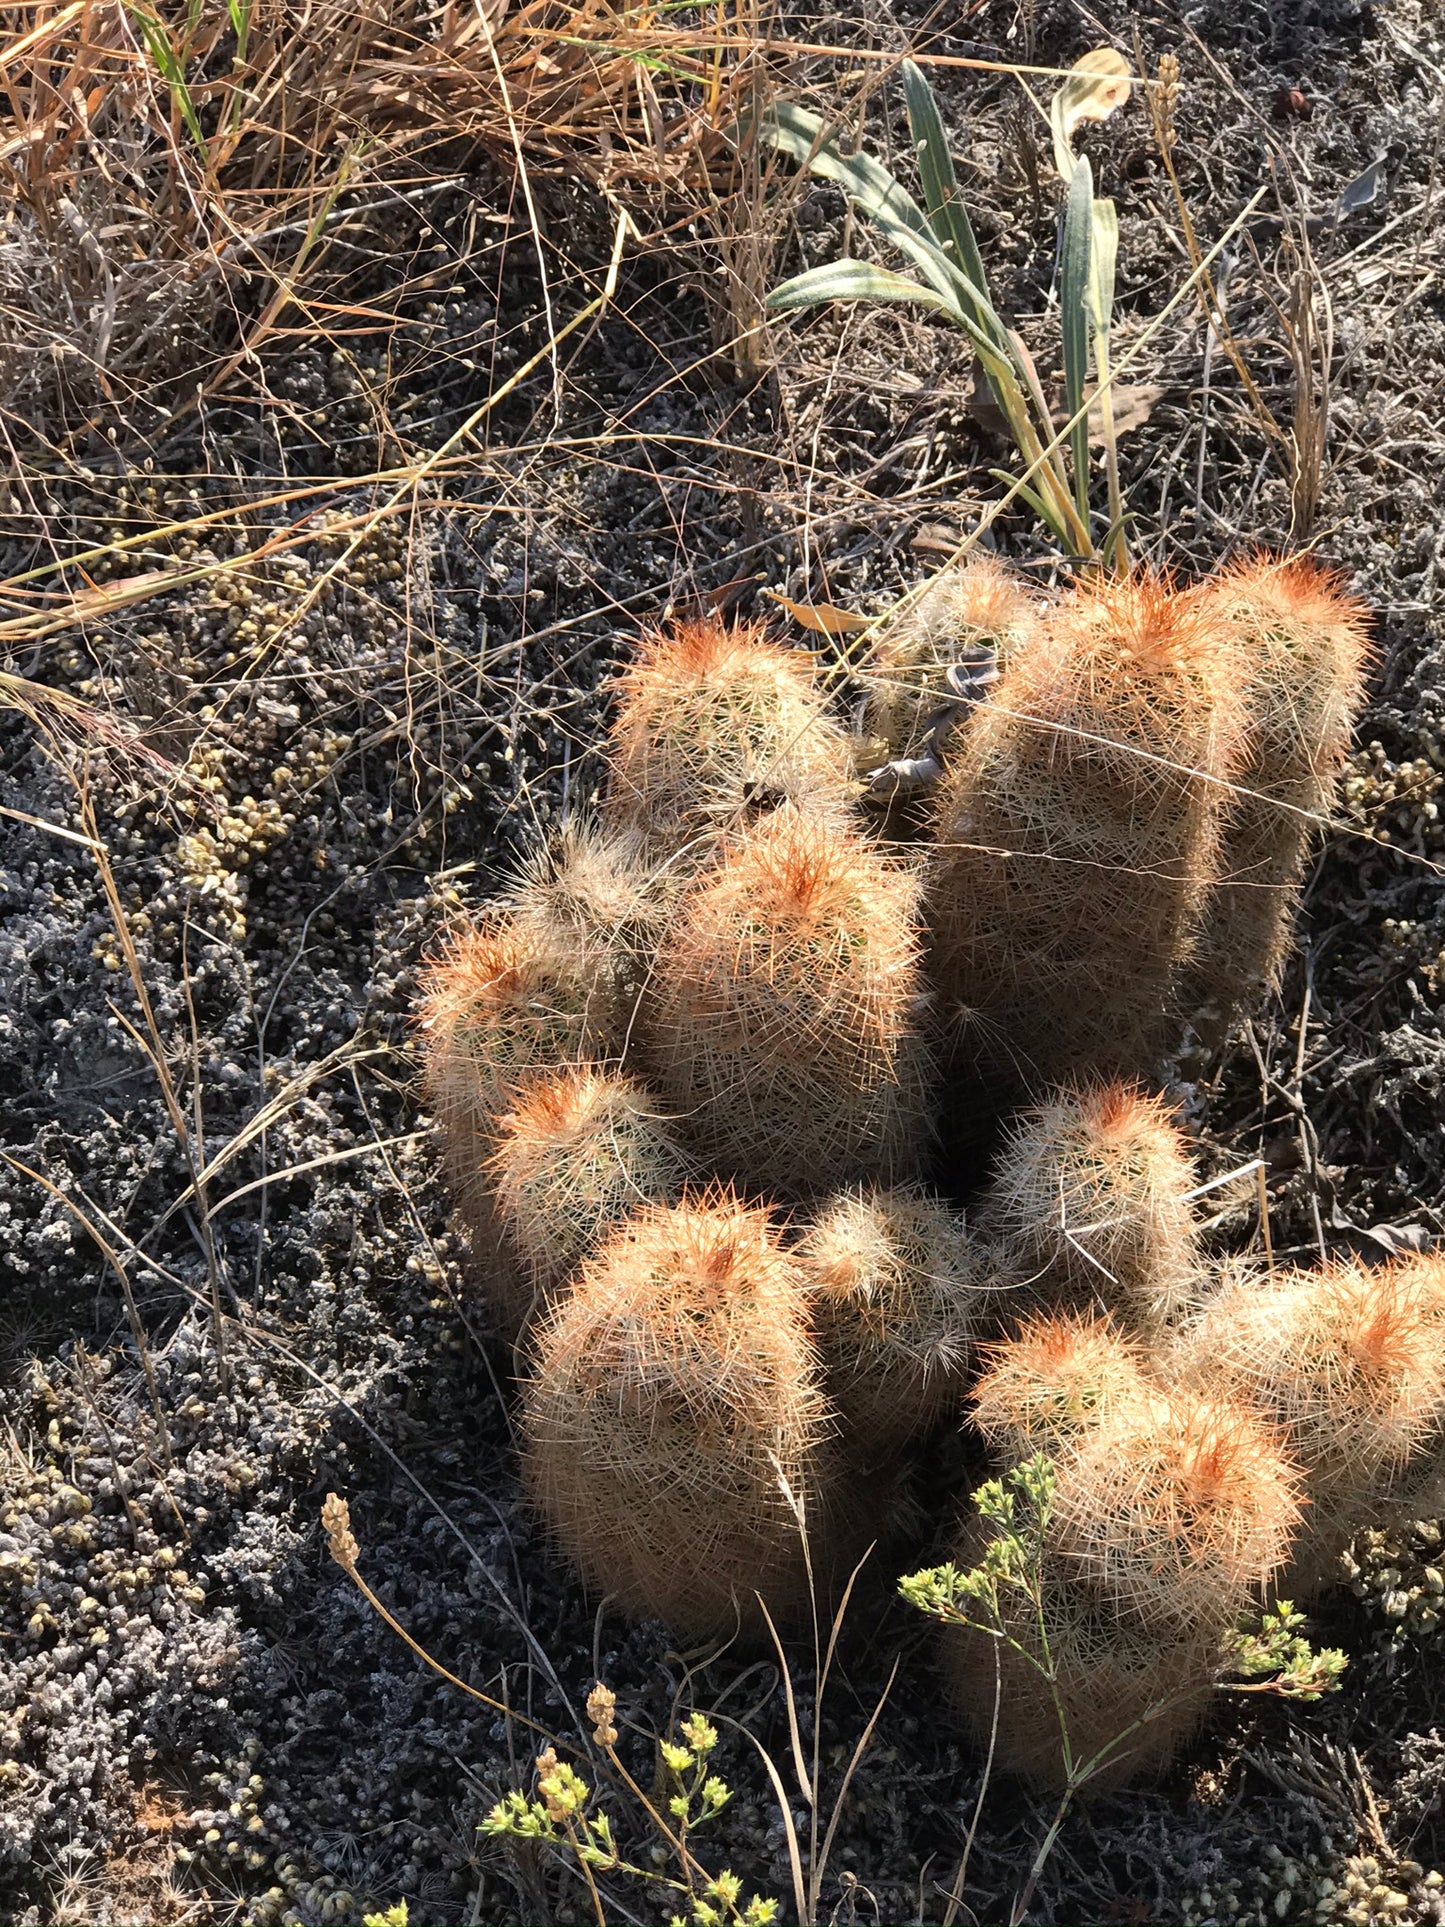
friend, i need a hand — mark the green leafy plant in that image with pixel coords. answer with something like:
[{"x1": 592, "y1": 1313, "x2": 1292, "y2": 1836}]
[
  {"x1": 902, "y1": 1454, "x2": 1347, "y2": 1923},
  {"x1": 761, "y1": 55, "x2": 1131, "y2": 563},
  {"x1": 482, "y1": 1689, "x2": 777, "y2": 1927}
]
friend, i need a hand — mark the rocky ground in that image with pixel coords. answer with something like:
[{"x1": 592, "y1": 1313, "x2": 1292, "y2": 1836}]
[{"x1": 2, "y1": 0, "x2": 1445, "y2": 1920}]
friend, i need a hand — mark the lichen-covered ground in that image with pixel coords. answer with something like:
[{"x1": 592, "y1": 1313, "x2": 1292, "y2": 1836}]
[{"x1": 2, "y1": 0, "x2": 1444, "y2": 1920}]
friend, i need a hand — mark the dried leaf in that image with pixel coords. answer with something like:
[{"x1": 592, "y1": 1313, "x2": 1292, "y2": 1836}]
[
  {"x1": 764, "y1": 590, "x2": 872, "y2": 635},
  {"x1": 1051, "y1": 48, "x2": 1133, "y2": 183},
  {"x1": 1087, "y1": 380, "x2": 1164, "y2": 440}
]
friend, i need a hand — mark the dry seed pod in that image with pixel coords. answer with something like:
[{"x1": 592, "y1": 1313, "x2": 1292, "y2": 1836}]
[
  {"x1": 799, "y1": 1185, "x2": 989, "y2": 1456},
  {"x1": 970, "y1": 1308, "x2": 1147, "y2": 1462},
  {"x1": 1186, "y1": 555, "x2": 1370, "y2": 1020},
  {"x1": 417, "y1": 913, "x2": 623, "y2": 1334},
  {"x1": 604, "y1": 615, "x2": 854, "y2": 855},
  {"x1": 521, "y1": 1191, "x2": 830, "y2": 1639},
  {"x1": 487, "y1": 1067, "x2": 689, "y2": 1313},
  {"x1": 644, "y1": 805, "x2": 932, "y2": 1196},
  {"x1": 977, "y1": 1082, "x2": 1205, "y2": 1330},
  {"x1": 928, "y1": 573, "x2": 1243, "y2": 1095},
  {"x1": 1172, "y1": 1254, "x2": 1445, "y2": 1589},
  {"x1": 864, "y1": 554, "x2": 1038, "y2": 763}
]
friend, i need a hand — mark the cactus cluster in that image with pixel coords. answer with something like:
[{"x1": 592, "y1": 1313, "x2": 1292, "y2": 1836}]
[{"x1": 414, "y1": 552, "x2": 1433, "y2": 1791}]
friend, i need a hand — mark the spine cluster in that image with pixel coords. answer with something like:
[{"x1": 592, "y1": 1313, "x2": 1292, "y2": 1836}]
[{"x1": 412, "y1": 559, "x2": 1423, "y2": 1785}]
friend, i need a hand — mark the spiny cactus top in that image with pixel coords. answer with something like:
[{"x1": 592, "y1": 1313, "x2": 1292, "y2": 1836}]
[
  {"x1": 644, "y1": 803, "x2": 931, "y2": 1195},
  {"x1": 979, "y1": 1081, "x2": 1205, "y2": 1328},
  {"x1": 970, "y1": 1307, "x2": 1147, "y2": 1458},
  {"x1": 520, "y1": 1189, "x2": 830, "y2": 1637},
  {"x1": 799, "y1": 1184, "x2": 988, "y2": 1454},
  {"x1": 604, "y1": 615, "x2": 854, "y2": 853}
]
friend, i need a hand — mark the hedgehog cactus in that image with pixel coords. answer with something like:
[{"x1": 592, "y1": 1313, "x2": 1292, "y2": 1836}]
[
  {"x1": 1187, "y1": 555, "x2": 1371, "y2": 1022},
  {"x1": 799, "y1": 1185, "x2": 987, "y2": 1457},
  {"x1": 969, "y1": 1308, "x2": 1147, "y2": 1461},
  {"x1": 604, "y1": 615, "x2": 855, "y2": 855},
  {"x1": 417, "y1": 912, "x2": 625, "y2": 1329},
  {"x1": 521, "y1": 1191, "x2": 831, "y2": 1639},
  {"x1": 938, "y1": 1380, "x2": 1302, "y2": 1789},
  {"x1": 1171, "y1": 1253, "x2": 1445, "y2": 1591},
  {"x1": 505, "y1": 818, "x2": 674, "y2": 1002},
  {"x1": 977, "y1": 1082, "x2": 1205, "y2": 1330},
  {"x1": 487, "y1": 1067, "x2": 689, "y2": 1316},
  {"x1": 412, "y1": 550, "x2": 1383, "y2": 1787},
  {"x1": 863, "y1": 553, "x2": 1037, "y2": 763},
  {"x1": 928, "y1": 572, "x2": 1243, "y2": 1094},
  {"x1": 644, "y1": 804, "x2": 932, "y2": 1195}
]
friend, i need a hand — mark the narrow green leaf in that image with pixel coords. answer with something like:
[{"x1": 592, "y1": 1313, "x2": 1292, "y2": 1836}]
[
  {"x1": 1087, "y1": 194, "x2": 1119, "y2": 338},
  {"x1": 1061, "y1": 154, "x2": 1094, "y2": 524},
  {"x1": 766, "y1": 260, "x2": 951, "y2": 314},
  {"x1": 898, "y1": 64, "x2": 993, "y2": 319}
]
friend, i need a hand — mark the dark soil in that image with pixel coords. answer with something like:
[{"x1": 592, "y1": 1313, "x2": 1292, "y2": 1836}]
[{"x1": 3, "y1": 0, "x2": 1445, "y2": 1922}]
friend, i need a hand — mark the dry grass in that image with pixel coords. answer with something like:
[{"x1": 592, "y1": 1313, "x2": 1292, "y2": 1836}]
[{"x1": 0, "y1": 0, "x2": 773, "y2": 446}]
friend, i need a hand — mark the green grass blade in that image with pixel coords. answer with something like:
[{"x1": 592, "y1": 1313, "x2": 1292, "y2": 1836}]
[
  {"x1": 766, "y1": 260, "x2": 951, "y2": 314},
  {"x1": 1061, "y1": 154, "x2": 1094, "y2": 525}
]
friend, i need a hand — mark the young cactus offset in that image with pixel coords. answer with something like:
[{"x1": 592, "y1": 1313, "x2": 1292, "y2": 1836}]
[
  {"x1": 505, "y1": 818, "x2": 675, "y2": 1005},
  {"x1": 928, "y1": 572, "x2": 1243, "y2": 1095},
  {"x1": 604, "y1": 615, "x2": 855, "y2": 855},
  {"x1": 863, "y1": 554, "x2": 1036, "y2": 768},
  {"x1": 1171, "y1": 1253, "x2": 1445, "y2": 1591},
  {"x1": 521, "y1": 1190, "x2": 830, "y2": 1639},
  {"x1": 417, "y1": 912, "x2": 624, "y2": 1335},
  {"x1": 977, "y1": 1082, "x2": 1205, "y2": 1331},
  {"x1": 799, "y1": 1185, "x2": 989, "y2": 1457},
  {"x1": 644, "y1": 804, "x2": 932, "y2": 1196},
  {"x1": 969, "y1": 1308, "x2": 1147, "y2": 1462},
  {"x1": 1186, "y1": 555, "x2": 1370, "y2": 1022},
  {"x1": 487, "y1": 1067, "x2": 689, "y2": 1315}
]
